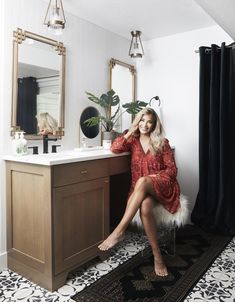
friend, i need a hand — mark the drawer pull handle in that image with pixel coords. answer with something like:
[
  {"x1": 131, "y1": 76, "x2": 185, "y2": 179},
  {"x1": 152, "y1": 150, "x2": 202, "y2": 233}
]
[{"x1": 80, "y1": 170, "x2": 88, "y2": 174}]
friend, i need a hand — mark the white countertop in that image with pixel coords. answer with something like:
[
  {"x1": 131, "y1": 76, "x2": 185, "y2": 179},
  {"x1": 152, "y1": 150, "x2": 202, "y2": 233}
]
[{"x1": 3, "y1": 149, "x2": 130, "y2": 166}]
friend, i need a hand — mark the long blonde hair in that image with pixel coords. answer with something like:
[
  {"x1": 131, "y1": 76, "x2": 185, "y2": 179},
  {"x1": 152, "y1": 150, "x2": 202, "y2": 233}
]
[
  {"x1": 36, "y1": 112, "x2": 58, "y2": 134},
  {"x1": 132, "y1": 107, "x2": 165, "y2": 153}
]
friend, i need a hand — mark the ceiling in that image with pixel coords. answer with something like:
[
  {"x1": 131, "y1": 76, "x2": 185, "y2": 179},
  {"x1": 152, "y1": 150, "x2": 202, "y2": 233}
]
[
  {"x1": 194, "y1": 0, "x2": 235, "y2": 40},
  {"x1": 62, "y1": 0, "x2": 216, "y2": 40},
  {"x1": 41, "y1": 0, "x2": 235, "y2": 41}
]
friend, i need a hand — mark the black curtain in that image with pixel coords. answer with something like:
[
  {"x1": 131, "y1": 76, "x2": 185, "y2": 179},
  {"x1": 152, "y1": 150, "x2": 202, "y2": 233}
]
[
  {"x1": 17, "y1": 76, "x2": 38, "y2": 134},
  {"x1": 191, "y1": 43, "x2": 235, "y2": 235}
]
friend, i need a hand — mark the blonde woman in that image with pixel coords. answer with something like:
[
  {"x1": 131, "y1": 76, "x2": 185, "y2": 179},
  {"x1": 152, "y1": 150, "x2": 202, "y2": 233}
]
[
  {"x1": 36, "y1": 112, "x2": 58, "y2": 135},
  {"x1": 98, "y1": 107, "x2": 180, "y2": 277}
]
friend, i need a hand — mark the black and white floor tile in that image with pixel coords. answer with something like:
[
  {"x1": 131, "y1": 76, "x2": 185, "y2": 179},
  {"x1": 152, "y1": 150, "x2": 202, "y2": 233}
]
[
  {"x1": 0, "y1": 233, "x2": 235, "y2": 302},
  {"x1": 0, "y1": 232, "x2": 148, "y2": 302},
  {"x1": 184, "y1": 237, "x2": 235, "y2": 302}
]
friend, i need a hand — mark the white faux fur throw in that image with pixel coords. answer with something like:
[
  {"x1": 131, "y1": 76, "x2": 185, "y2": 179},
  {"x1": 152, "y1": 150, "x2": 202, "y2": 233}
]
[{"x1": 132, "y1": 194, "x2": 190, "y2": 228}]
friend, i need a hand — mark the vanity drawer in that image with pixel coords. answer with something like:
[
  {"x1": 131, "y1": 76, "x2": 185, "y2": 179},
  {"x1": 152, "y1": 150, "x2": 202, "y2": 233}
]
[
  {"x1": 52, "y1": 159, "x2": 109, "y2": 187},
  {"x1": 109, "y1": 155, "x2": 130, "y2": 175}
]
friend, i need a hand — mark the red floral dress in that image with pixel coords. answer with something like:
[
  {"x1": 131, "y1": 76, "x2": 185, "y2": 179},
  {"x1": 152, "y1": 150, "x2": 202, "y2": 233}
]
[{"x1": 111, "y1": 135, "x2": 180, "y2": 214}]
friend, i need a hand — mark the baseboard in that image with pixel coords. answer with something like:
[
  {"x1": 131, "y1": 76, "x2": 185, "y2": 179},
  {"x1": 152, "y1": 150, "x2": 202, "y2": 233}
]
[{"x1": 0, "y1": 251, "x2": 7, "y2": 271}]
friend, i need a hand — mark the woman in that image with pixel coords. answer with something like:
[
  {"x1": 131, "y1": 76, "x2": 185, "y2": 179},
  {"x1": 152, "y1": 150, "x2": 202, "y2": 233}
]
[
  {"x1": 36, "y1": 112, "x2": 58, "y2": 135},
  {"x1": 98, "y1": 107, "x2": 180, "y2": 277}
]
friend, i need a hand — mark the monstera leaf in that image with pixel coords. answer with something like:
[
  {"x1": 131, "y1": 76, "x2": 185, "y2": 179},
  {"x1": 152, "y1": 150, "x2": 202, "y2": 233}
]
[
  {"x1": 100, "y1": 90, "x2": 120, "y2": 107},
  {"x1": 85, "y1": 89, "x2": 150, "y2": 132},
  {"x1": 122, "y1": 101, "x2": 148, "y2": 114},
  {"x1": 85, "y1": 90, "x2": 120, "y2": 109}
]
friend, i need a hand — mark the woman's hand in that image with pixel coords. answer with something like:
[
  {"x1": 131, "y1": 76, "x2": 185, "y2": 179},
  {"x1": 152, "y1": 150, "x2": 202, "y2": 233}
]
[
  {"x1": 130, "y1": 123, "x2": 139, "y2": 134},
  {"x1": 124, "y1": 123, "x2": 139, "y2": 140},
  {"x1": 39, "y1": 129, "x2": 51, "y2": 135}
]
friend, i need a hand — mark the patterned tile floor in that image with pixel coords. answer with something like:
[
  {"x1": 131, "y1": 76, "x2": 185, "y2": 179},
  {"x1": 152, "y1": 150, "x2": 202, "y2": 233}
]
[
  {"x1": 184, "y1": 236, "x2": 235, "y2": 302},
  {"x1": 0, "y1": 232, "x2": 235, "y2": 302}
]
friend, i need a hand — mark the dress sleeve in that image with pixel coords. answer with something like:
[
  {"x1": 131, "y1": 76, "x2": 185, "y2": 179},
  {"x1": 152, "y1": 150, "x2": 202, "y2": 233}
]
[
  {"x1": 110, "y1": 135, "x2": 132, "y2": 153},
  {"x1": 157, "y1": 139, "x2": 177, "y2": 180}
]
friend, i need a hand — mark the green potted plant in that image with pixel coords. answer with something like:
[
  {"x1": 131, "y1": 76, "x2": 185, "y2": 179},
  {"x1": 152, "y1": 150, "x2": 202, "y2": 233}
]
[{"x1": 84, "y1": 89, "x2": 148, "y2": 140}]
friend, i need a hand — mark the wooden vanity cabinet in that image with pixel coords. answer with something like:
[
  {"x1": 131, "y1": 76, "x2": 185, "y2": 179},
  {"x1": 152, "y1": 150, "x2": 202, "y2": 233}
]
[
  {"x1": 53, "y1": 161, "x2": 110, "y2": 275},
  {"x1": 6, "y1": 155, "x2": 130, "y2": 291}
]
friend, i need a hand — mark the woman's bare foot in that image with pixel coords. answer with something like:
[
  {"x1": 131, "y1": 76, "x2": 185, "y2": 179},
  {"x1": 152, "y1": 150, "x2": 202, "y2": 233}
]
[
  {"x1": 154, "y1": 257, "x2": 168, "y2": 277},
  {"x1": 98, "y1": 231, "x2": 124, "y2": 251}
]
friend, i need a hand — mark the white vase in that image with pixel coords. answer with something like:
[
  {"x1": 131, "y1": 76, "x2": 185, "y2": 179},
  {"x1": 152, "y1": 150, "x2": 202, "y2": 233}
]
[
  {"x1": 102, "y1": 131, "x2": 117, "y2": 142},
  {"x1": 102, "y1": 131, "x2": 118, "y2": 149}
]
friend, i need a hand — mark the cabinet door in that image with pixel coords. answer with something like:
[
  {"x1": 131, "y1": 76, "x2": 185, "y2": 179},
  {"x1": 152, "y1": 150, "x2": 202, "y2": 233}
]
[{"x1": 53, "y1": 177, "x2": 109, "y2": 274}]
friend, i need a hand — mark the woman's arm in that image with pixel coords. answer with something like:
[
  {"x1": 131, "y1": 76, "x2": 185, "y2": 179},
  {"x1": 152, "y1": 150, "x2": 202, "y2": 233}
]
[
  {"x1": 111, "y1": 120, "x2": 139, "y2": 153},
  {"x1": 110, "y1": 132, "x2": 133, "y2": 153},
  {"x1": 156, "y1": 139, "x2": 177, "y2": 180}
]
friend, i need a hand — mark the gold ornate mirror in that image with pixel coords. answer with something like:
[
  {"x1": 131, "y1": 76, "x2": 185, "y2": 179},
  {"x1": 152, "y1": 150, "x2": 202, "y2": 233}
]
[
  {"x1": 109, "y1": 58, "x2": 136, "y2": 132},
  {"x1": 11, "y1": 28, "x2": 66, "y2": 139}
]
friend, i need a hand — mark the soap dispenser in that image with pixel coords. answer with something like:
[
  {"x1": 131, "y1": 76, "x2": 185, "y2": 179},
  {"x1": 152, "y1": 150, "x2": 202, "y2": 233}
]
[
  {"x1": 12, "y1": 132, "x2": 20, "y2": 155},
  {"x1": 19, "y1": 132, "x2": 28, "y2": 155}
]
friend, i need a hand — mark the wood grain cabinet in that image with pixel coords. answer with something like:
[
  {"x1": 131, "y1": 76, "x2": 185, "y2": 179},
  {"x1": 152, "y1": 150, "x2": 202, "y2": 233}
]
[{"x1": 5, "y1": 155, "x2": 130, "y2": 291}]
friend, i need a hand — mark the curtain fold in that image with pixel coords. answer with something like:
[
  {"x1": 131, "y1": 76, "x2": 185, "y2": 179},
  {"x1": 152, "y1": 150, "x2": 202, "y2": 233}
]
[
  {"x1": 191, "y1": 43, "x2": 235, "y2": 235},
  {"x1": 17, "y1": 76, "x2": 38, "y2": 134}
]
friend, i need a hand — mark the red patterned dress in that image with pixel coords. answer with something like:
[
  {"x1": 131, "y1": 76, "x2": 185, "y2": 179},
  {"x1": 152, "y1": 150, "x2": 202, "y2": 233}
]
[{"x1": 111, "y1": 135, "x2": 180, "y2": 214}]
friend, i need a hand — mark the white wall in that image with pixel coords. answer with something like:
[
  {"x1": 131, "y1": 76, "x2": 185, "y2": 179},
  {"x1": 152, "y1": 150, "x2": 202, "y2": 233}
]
[
  {"x1": 0, "y1": 0, "x2": 133, "y2": 270},
  {"x1": 137, "y1": 25, "x2": 233, "y2": 212}
]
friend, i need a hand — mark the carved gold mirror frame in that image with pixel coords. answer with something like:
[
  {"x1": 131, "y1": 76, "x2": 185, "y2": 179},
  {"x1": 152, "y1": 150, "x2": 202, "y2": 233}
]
[
  {"x1": 109, "y1": 58, "x2": 136, "y2": 132},
  {"x1": 109, "y1": 58, "x2": 136, "y2": 100},
  {"x1": 11, "y1": 28, "x2": 66, "y2": 139}
]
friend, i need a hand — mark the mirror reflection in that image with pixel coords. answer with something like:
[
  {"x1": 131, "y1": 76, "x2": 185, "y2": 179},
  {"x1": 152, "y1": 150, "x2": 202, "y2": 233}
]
[
  {"x1": 79, "y1": 106, "x2": 101, "y2": 147},
  {"x1": 11, "y1": 28, "x2": 66, "y2": 138},
  {"x1": 80, "y1": 107, "x2": 100, "y2": 139},
  {"x1": 109, "y1": 58, "x2": 136, "y2": 132}
]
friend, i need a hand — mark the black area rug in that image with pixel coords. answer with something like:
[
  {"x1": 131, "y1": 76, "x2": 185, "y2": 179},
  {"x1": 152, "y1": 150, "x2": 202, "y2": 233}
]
[{"x1": 72, "y1": 225, "x2": 232, "y2": 302}]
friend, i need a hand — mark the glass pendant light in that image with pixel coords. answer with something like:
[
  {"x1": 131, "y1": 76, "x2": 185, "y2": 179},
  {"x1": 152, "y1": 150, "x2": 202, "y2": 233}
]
[
  {"x1": 44, "y1": 0, "x2": 66, "y2": 35},
  {"x1": 129, "y1": 30, "x2": 144, "y2": 58}
]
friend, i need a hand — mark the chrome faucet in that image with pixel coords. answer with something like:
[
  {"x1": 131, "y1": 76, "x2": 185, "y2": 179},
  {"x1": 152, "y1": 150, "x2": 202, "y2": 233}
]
[{"x1": 43, "y1": 135, "x2": 57, "y2": 153}]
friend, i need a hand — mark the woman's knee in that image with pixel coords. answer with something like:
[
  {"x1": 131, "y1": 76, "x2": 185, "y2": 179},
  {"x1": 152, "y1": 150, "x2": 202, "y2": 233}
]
[{"x1": 135, "y1": 176, "x2": 152, "y2": 193}]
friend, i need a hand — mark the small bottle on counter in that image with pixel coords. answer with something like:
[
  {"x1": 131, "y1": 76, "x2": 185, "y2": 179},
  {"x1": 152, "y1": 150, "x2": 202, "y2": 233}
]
[
  {"x1": 19, "y1": 132, "x2": 28, "y2": 155},
  {"x1": 81, "y1": 135, "x2": 87, "y2": 148},
  {"x1": 12, "y1": 131, "x2": 28, "y2": 155},
  {"x1": 102, "y1": 140, "x2": 111, "y2": 150},
  {"x1": 12, "y1": 132, "x2": 20, "y2": 155}
]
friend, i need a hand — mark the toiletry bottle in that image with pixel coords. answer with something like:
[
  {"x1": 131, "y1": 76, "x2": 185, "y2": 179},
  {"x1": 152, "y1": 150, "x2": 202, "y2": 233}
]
[
  {"x1": 12, "y1": 132, "x2": 20, "y2": 155},
  {"x1": 81, "y1": 136, "x2": 87, "y2": 148},
  {"x1": 19, "y1": 132, "x2": 28, "y2": 155}
]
